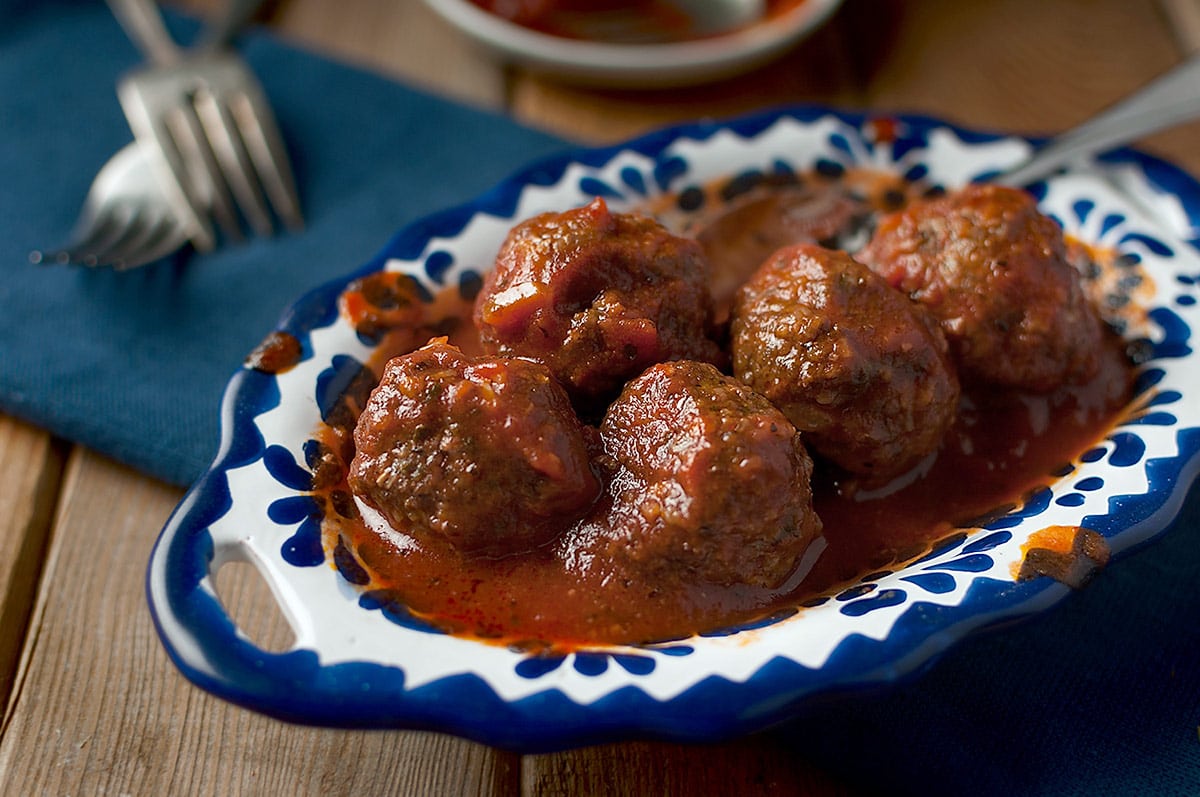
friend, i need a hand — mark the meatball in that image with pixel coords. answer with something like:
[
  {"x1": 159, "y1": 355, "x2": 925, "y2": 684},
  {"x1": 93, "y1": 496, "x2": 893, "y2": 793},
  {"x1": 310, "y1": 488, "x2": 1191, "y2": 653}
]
[
  {"x1": 731, "y1": 244, "x2": 960, "y2": 482},
  {"x1": 591, "y1": 360, "x2": 821, "y2": 589},
  {"x1": 473, "y1": 197, "x2": 723, "y2": 406},
  {"x1": 348, "y1": 340, "x2": 600, "y2": 558},
  {"x1": 858, "y1": 184, "x2": 1104, "y2": 391}
]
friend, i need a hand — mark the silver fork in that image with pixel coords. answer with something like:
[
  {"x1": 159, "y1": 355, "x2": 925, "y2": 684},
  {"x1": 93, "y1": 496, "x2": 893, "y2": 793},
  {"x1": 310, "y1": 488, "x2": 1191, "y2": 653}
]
[
  {"x1": 31, "y1": 142, "x2": 195, "y2": 270},
  {"x1": 34, "y1": 0, "x2": 300, "y2": 270},
  {"x1": 110, "y1": 0, "x2": 302, "y2": 250}
]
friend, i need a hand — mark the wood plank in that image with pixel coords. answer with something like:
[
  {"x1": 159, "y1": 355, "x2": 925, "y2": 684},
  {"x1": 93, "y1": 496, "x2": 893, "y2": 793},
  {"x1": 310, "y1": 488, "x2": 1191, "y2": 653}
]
[
  {"x1": 0, "y1": 449, "x2": 519, "y2": 795},
  {"x1": 857, "y1": 0, "x2": 1200, "y2": 173},
  {"x1": 522, "y1": 739, "x2": 853, "y2": 796},
  {"x1": 0, "y1": 416, "x2": 64, "y2": 722},
  {"x1": 852, "y1": 0, "x2": 1175, "y2": 128}
]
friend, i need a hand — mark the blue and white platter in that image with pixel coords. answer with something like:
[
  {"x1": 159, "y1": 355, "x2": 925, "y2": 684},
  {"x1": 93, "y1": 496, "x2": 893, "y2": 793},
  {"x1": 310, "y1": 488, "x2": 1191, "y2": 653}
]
[{"x1": 146, "y1": 106, "x2": 1200, "y2": 752}]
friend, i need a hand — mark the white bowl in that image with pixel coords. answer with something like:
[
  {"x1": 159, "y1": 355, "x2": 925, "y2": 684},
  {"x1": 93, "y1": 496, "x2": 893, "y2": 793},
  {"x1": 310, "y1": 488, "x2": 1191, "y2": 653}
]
[{"x1": 422, "y1": 0, "x2": 845, "y2": 87}]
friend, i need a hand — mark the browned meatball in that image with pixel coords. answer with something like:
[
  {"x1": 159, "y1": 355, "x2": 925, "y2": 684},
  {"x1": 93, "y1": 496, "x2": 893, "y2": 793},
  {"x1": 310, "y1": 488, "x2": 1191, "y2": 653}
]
[
  {"x1": 731, "y1": 244, "x2": 960, "y2": 482},
  {"x1": 348, "y1": 340, "x2": 600, "y2": 558},
  {"x1": 473, "y1": 197, "x2": 723, "y2": 405},
  {"x1": 858, "y1": 184, "x2": 1104, "y2": 391},
  {"x1": 589, "y1": 360, "x2": 822, "y2": 589}
]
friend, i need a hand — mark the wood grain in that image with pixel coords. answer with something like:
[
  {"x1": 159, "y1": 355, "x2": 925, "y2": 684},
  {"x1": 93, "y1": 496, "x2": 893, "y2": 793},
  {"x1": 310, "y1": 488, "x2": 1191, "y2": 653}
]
[
  {"x1": 0, "y1": 417, "x2": 63, "y2": 723},
  {"x1": 850, "y1": 0, "x2": 1200, "y2": 175},
  {"x1": 0, "y1": 450, "x2": 519, "y2": 796},
  {"x1": 3, "y1": 0, "x2": 1197, "y2": 794},
  {"x1": 523, "y1": 739, "x2": 854, "y2": 796}
]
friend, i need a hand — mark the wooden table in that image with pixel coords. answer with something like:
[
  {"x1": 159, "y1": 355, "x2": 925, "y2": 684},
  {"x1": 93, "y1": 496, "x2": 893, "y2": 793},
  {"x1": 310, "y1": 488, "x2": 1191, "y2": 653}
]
[{"x1": 3, "y1": 0, "x2": 1198, "y2": 793}]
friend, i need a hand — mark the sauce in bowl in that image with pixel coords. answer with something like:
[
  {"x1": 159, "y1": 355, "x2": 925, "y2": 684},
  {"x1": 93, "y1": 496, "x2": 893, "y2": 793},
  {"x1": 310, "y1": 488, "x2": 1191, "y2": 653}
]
[
  {"x1": 306, "y1": 167, "x2": 1143, "y2": 652},
  {"x1": 466, "y1": 0, "x2": 809, "y2": 43}
]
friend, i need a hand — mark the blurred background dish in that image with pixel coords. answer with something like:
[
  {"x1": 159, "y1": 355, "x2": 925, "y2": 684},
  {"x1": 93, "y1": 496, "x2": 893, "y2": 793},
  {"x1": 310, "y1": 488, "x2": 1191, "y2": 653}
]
[{"x1": 422, "y1": 0, "x2": 845, "y2": 87}]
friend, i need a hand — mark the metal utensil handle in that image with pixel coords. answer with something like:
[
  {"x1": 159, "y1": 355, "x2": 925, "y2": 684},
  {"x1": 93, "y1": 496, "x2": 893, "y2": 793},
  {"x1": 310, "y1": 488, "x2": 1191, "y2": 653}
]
[
  {"x1": 106, "y1": 0, "x2": 183, "y2": 65},
  {"x1": 106, "y1": 0, "x2": 267, "y2": 65},
  {"x1": 196, "y1": 0, "x2": 268, "y2": 52},
  {"x1": 997, "y1": 55, "x2": 1200, "y2": 186}
]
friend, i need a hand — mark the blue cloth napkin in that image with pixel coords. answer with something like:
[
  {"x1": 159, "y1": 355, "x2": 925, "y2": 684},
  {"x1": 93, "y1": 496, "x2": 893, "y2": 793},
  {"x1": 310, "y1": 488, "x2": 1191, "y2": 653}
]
[
  {"x1": 3, "y1": 2, "x2": 1197, "y2": 793},
  {"x1": 0, "y1": 0, "x2": 566, "y2": 486}
]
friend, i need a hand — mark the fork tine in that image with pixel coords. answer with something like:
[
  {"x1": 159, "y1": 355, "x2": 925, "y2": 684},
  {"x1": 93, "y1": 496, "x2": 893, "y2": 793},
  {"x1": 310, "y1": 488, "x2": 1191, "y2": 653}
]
[
  {"x1": 116, "y1": 50, "x2": 302, "y2": 254},
  {"x1": 227, "y1": 85, "x2": 304, "y2": 231},
  {"x1": 100, "y1": 208, "x2": 158, "y2": 266},
  {"x1": 118, "y1": 80, "x2": 217, "y2": 253},
  {"x1": 77, "y1": 207, "x2": 150, "y2": 268},
  {"x1": 56, "y1": 216, "x2": 118, "y2": 265},
  {"x1": 122, "y1": 226, "x2": 188, "y2": 269},
  {"x1": 108, "y1": 212, "x2": 181, "y2": 269},
  {"x1": 163, "y1": 102, "x2": 245, "y2": 244},
  {"x1": 58, "y1": 206, "x2": 132, "y2": 266},
  {"x1": 192, "y1": 86, "x2": 274, "y2": 237},
  {"x1": 44, "y1": 202, "x2": 187, "y2": 271}
]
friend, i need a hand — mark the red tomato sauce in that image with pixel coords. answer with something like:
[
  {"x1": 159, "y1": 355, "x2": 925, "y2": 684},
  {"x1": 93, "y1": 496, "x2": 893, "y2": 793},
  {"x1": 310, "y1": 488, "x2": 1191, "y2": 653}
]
[
  {"x1": 467, "y1": 0, "x2": 811, "y2": 43},
  {"x1": 314, "y1": 332, "x2": 1133, "y2": 650},
  {"x1": 310, "y1": 174, "x2": 1142, "y2": 652}
]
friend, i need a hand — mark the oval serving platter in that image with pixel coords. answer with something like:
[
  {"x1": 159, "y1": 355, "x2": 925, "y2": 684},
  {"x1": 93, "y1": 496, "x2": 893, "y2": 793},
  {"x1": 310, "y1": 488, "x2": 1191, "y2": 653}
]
[{"x1": 146, "y1": 106, "x2": 1200, "y2": 752}]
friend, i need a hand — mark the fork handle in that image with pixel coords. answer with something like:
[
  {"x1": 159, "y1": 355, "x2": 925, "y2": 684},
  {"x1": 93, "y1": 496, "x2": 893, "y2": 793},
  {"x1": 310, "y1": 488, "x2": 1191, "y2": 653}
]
[
  {"x1": 195, "y1": 0, "x2": 268, "y2": 52},
  {"x1": 109, "y1": 0, "x2": 266, "y2": 65},
  {"x1": 106, "y1": 0, "x2": 183, "y2": 66},
  {"x1": 996, "y1": 54, "x2": 1200, "y2": 186}
]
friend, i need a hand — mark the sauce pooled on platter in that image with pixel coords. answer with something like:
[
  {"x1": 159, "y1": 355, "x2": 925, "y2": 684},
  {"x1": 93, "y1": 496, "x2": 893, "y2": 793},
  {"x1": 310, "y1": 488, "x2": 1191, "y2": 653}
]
[{"x1": 306, "y1": 168, "x2": 1143, "y2": 651}]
